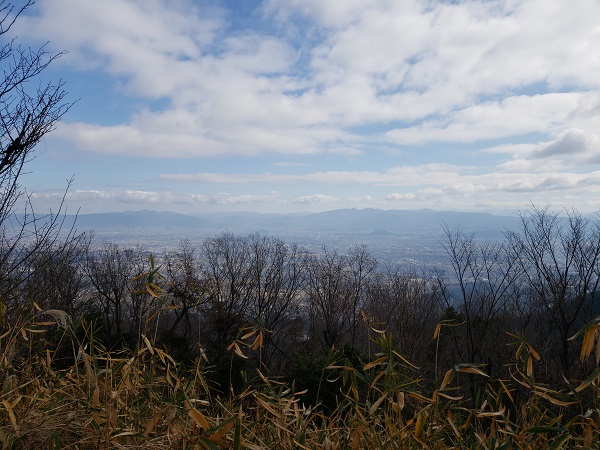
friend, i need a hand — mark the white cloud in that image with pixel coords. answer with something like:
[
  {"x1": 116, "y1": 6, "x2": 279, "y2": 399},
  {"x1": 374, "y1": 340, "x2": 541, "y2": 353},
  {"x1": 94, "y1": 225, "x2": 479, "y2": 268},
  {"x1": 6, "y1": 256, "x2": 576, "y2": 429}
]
[
  {"x1": 293, "y1": 194, "x2": 338, "y2": 205},
  {"x1": 18, "y1": 0, "x2": 600, "y2": 159},
  {"x1": 161, "y1": 164, "x2": 470, "y2": 186},
  {"x1": 14, "y1": 0, "x2": 600, "y2": 214}
]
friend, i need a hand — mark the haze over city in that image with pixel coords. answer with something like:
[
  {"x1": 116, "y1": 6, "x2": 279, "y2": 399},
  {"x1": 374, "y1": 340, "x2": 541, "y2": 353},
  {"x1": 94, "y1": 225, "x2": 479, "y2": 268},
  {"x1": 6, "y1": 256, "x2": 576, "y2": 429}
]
[{"x1": 11, "y1": 0, "x2": 600, "y2": 215}]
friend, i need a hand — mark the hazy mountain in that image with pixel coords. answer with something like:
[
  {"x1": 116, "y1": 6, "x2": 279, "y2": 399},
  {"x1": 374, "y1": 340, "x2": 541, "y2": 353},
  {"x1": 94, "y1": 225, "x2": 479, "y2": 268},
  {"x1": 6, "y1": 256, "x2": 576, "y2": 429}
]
[
  {"x1": 73, "y1": 209, "x2": 213, "y2": 229},
  {"x1": 72, "y1": 208, "x2": 520, "y2": 238}
]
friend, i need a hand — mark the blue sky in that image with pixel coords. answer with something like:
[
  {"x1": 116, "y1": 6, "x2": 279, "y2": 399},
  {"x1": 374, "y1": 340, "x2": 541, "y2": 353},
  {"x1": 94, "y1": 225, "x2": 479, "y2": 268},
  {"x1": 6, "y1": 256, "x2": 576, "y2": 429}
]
[{"x1": 9, "y1": 0, "x2": 600, "y2": 214}]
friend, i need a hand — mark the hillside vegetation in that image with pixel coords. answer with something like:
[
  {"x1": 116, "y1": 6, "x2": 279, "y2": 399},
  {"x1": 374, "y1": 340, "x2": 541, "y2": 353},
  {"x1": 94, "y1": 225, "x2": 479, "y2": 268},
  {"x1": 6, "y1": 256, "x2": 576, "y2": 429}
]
[{"x1": 1, "y1": 207, "x2": 600, "y2": 448}]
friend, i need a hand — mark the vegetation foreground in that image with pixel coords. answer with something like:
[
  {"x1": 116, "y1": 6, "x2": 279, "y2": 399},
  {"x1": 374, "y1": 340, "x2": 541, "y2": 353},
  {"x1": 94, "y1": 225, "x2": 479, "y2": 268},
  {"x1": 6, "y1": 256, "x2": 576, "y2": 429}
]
[
  {"x1": 1, "y1": 1, "x2": 599, "y2": 447},
  {"x1": 1, "y1": 296, "x2": 600, "y2": 449}
]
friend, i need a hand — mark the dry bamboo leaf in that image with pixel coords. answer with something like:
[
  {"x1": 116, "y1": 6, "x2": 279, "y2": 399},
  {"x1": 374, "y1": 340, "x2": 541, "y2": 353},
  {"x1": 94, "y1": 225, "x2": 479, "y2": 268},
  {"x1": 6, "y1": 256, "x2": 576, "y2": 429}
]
[
  {"x1": 499, "y1": 379, "x2": 514, "y2": 403},
  {"x1": 437, "y1": 391, "x2": 463, "y2": 401},
  {"x1": 433, "y1": 323, "x2": 442, "y2": 340},
  {"x1": 92, "y1": 385, "x2": 100, "y2": 408},
  {"x1": 106, "y1": 403, "x2": 117, "y2": 428},
  {"x1": 405, "y1": 392, "x2": 433, "y2": 404},
  {"x1": 143, "y1": 410, "x2": 164, "y2": 437},
  {"x1": 447, "y1": 414, "x2": 460, "y2": 438},
  {"x1": 2, "y1": 398, "x2": 19, "y2": 432},
  {"x1": 142, "y1": 334, "x2": 155, "y2": 355},
  {"x1": 456, "y1": 366, "x2": 489, "y2": 377},
  {"x1": 208, "y1": 417, "x2": 236, "y2": 442},
  {"x1": 392, "y1": 350, "x2": 419, "y2": 369},
  {"x1": 476, "y1": 408, "x2": 506, "y2": 418},
  {"x1": 584, "y1": 420, "x2": 593, "y2": 448},
  {"x1": 440, "y1": 369, "x2": 454, "y2": 390},
  {"x1": 241, "y1": 329, "x2": 258, "y2": 340},
  {"x1": 527, "y1": 343, "x2": 540, "y2": 361},
  {"x1": 186, "y1": 402, "x2": 210, "y2": 429},
  {"x1": 574, "y1": 367, "x2": 600, "y2": 393},
  {"x1": 251, "y1": 332, "x2": 263, "y2": 350},
  {"x1": 363, "y1": 356, "x2": 388, "y2": 371},
  {"x1": 533, "y1": 391, "x2": 576, "y2": 406},
  {"x1": 369, "y1": 391, "x2": 389, "y2": 415},
  {"x1": 232, "y1": 342, "x2": 248, "y2": 359},
  {"x1": 527, "y1": 356, "x2": 533, "y2": 377},
  {"x1": 113, "y1": 431, "x2": 136, "y2": 438},
  {"x1": 351, "y1": 425, "x2": 363, "y2": 450},
  {"x1": 579, "y1": 325, "x2": 600, "y2": 361},
  {"x1": 255, "y1": 395, "x2": 280, "y2": 417},
  {"x1": 397, "y1": 392, "x2": 405, "y2": 412},
  {"x1": 370, "y1": 325, "x2": 387, "y2": 334},
  {"x1": 292, "y1": 439, "x2": 311, "y2": 450}
]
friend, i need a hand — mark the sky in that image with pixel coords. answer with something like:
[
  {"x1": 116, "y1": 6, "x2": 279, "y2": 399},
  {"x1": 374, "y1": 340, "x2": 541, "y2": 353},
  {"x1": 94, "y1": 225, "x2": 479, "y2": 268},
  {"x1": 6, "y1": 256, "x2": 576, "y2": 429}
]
[{"x1": 8, "y1": 0, "x2": 600, "y2": 215}]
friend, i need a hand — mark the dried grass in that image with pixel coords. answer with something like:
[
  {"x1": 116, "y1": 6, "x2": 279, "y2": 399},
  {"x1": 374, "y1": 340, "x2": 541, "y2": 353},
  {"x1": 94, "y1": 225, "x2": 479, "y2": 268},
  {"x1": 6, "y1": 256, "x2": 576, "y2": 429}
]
[{"x1": 1, "y1": 310, "x2": 599, "y2": 449}]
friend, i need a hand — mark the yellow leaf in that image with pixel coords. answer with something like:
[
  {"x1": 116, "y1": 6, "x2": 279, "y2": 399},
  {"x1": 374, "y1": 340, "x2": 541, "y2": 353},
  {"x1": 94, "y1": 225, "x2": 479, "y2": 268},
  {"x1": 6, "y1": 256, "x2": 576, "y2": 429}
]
[
  {"x1": 580, "y1": 326, "x2": 600, "y2": 362},
  {"x1": 433, "y1": 323, "x2": 442, "y2": 340},
  {"x1": 391, "y1": 350, "x2": 419, "y2": 369},
  {"x1": 476, "y1": 407, "x2": 506, "y2": 417},
  {"x1": 533, "y1": 391, "x2": 576, "y2": 406},
  {"x1": 457, "y1": 366, "x2": 489, "y2": 377},
  {"x1": 440, "y1": 368, "x2": 454, "y2": 390},
  {"x1": 437, "y1": 391, "x2": 463, "y2": 401},
  {"x1": 207, "y1": 417, "x2": 236, "y2": 442},
  {"x1": 414, "y1": 413, "x2": 424, "y2": 438},
  {"x1": 369, "y1": 391, "x2": 389, "y2": 415},
  {"x1": 527, "y1": 343, "x2": 540, "y2": 361},
  {"x1": 397, "y1": 392, "x2": 405, "y2": 412},
  {"x1": 142, "y1": 334, "x2": 155, "y2": 355},
  {"x1": 186, "y1": 401, "x2": 210, "y2": 429},
  {"x1": 363, "y1": 356, "x2": 388, "y2": 371},
  {"x1": 251, "y1": 332, "x2": 263, "y2": 350},
  {"x1": 232, "y1": 342, "x2": 248, "y2": 359},
  {"x1": 241, "y1": 329, "x2": 258, "y2": 340}
]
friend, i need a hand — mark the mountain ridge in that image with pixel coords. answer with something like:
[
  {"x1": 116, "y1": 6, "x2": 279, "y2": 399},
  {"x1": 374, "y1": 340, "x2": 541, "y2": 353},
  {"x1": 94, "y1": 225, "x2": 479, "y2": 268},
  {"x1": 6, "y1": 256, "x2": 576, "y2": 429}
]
[{"x1": 69, "y1": 208, "x2": 521, "y2": 238}]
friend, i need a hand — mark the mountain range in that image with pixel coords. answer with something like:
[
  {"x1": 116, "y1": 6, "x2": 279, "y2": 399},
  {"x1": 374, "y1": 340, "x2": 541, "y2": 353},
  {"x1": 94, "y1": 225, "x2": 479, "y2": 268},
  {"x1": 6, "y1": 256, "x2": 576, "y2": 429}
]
[{"x1": 69, "y1": 208, "x2": 521, "y2": 239}]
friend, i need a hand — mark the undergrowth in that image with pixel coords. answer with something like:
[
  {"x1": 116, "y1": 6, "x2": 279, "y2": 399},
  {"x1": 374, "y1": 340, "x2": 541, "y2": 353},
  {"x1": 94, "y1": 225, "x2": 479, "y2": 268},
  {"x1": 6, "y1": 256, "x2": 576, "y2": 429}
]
[{"x1": 1, "y1": 279, "x2": 600, "y2": 449}]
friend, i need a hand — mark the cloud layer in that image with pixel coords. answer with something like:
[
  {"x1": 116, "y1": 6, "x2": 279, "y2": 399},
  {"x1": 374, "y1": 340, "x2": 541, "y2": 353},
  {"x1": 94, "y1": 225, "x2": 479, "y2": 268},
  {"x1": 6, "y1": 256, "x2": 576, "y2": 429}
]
[{"x1": 15, "y1": 0, "x2": 600, "y2": 213}]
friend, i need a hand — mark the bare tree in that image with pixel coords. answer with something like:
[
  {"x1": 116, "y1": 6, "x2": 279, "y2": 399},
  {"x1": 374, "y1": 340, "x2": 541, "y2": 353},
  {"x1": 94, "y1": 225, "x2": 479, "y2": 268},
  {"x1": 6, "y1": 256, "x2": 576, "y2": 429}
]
[
  {"x1": 505, "y1": 207, "x2": 600, "y2": 375},
  {"x1": 346, "y1": 244, "x2": 377, "y2": 346},
  {"x1": 364, "y1": 268, "x2": 440, "y2": 364},
  {"x1": 164, "y1": 239, "x2": 207, "y2": 344},
  {"x1": 438, "y1": 225, "x2": 524, "y2": 366},
  {"x1": 0, "y1": 0, "x2": 70, "y2": 222},
  {"x1": 0, "y1": 1, "x2": 75, "y2": 324},
  {"x1": 84, "y1": 243, "x2": 145, "y2": 342},
  {"x1": 245, "y1": 234, "x2": 305, "y2": 369},
  {"x1": 304, "y1": 247, "x2": 353, "y2": 350},
  {"x1": 199, "y1": 232, "x2": 254, "y2": 365}
]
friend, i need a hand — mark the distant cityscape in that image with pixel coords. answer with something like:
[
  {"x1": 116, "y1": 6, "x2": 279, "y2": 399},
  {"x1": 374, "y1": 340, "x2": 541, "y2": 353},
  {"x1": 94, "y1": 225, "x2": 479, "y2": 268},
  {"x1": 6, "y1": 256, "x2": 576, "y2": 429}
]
[{"x1": 65, "y1": 208, "x2": 524, "y2": 272}]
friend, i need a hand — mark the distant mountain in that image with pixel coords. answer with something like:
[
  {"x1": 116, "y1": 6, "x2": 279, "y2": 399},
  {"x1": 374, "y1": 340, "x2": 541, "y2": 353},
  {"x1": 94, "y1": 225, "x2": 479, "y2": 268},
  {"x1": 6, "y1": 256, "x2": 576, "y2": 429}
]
[
  {"x1": 72, "y1": 208, "x2": 520, "y2": 239},
  {"x1": 73, "y1": 210, "x2": 212, "y2": 229}
]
